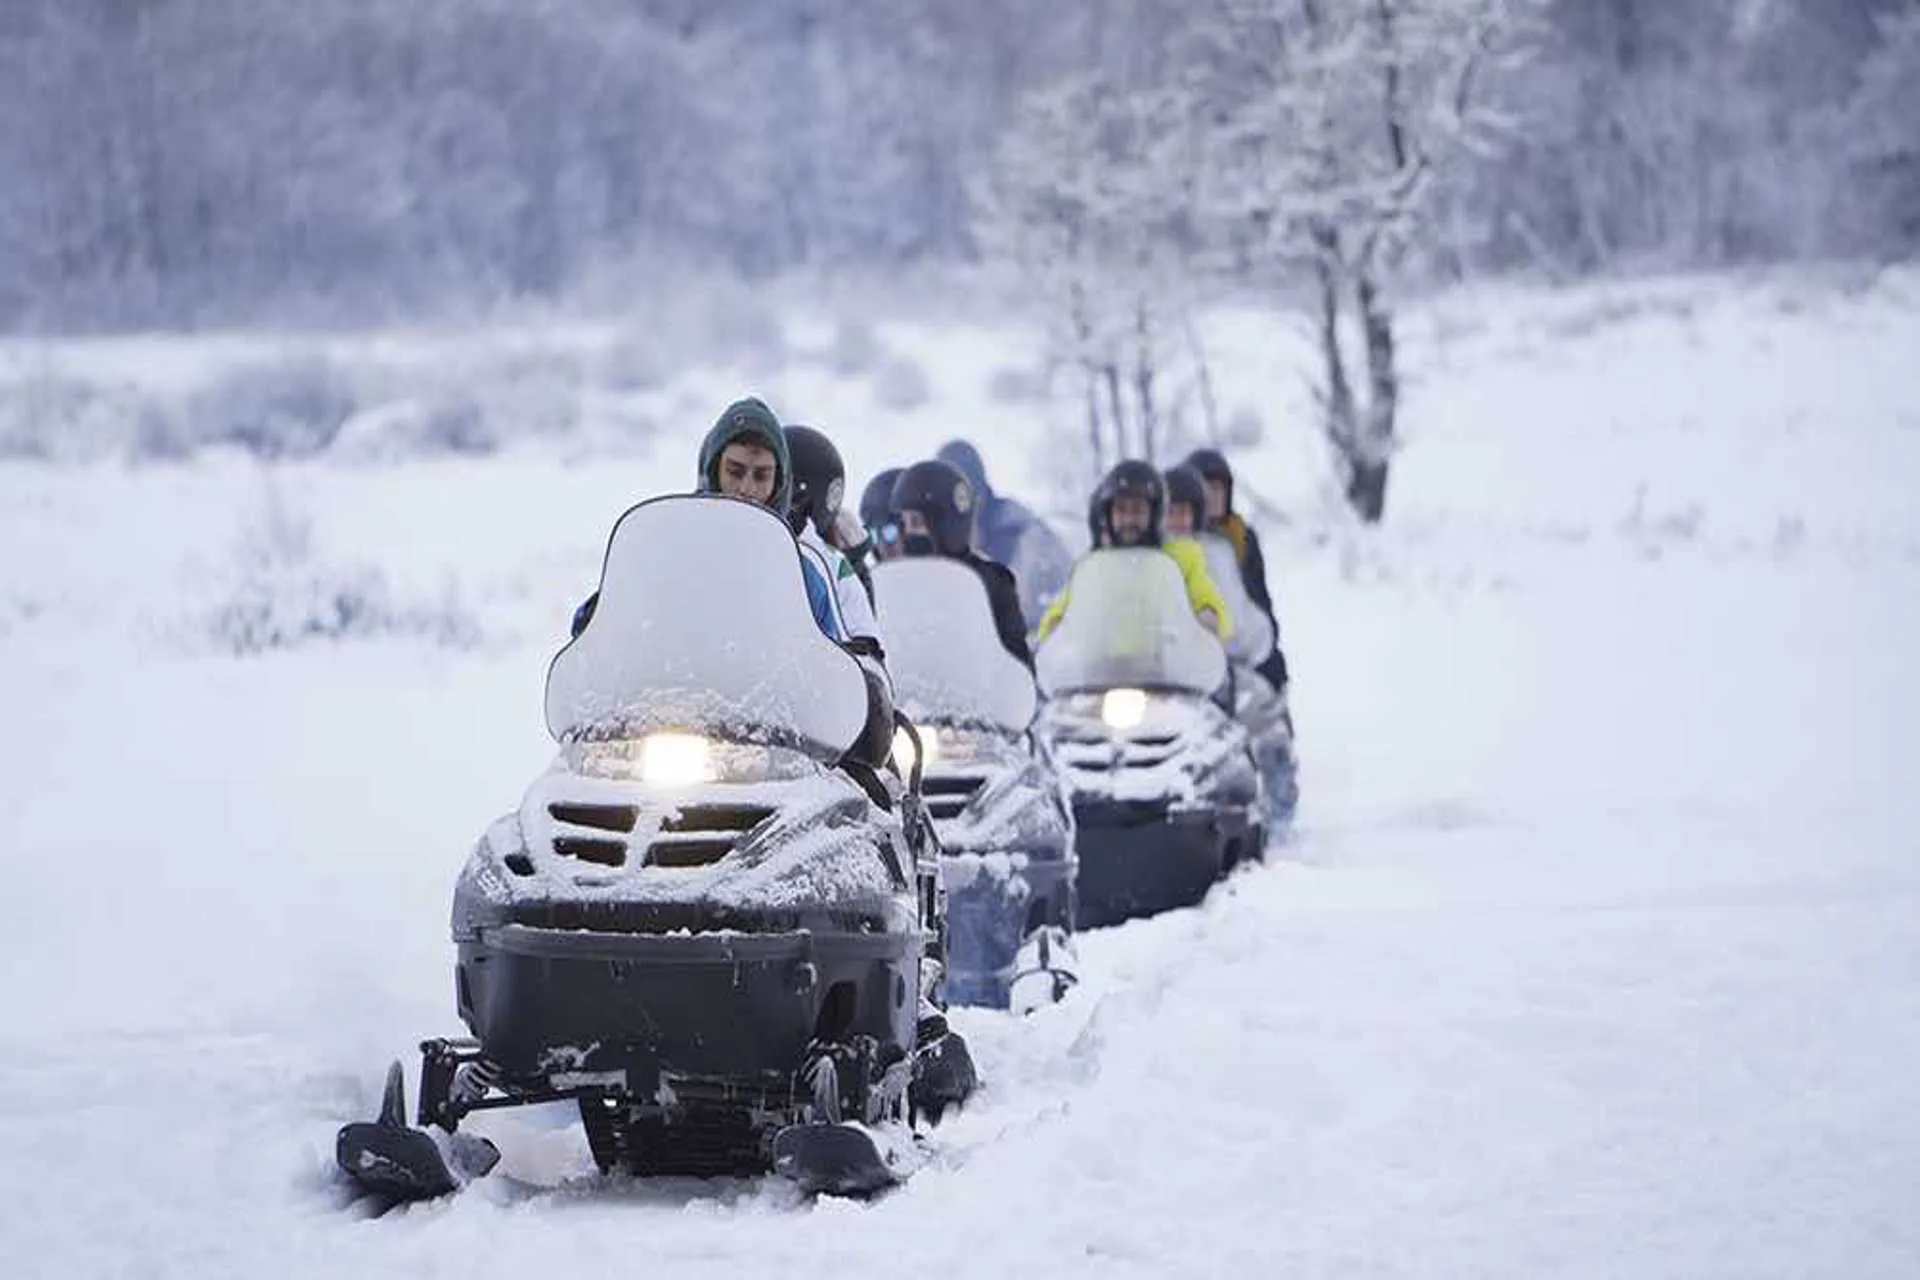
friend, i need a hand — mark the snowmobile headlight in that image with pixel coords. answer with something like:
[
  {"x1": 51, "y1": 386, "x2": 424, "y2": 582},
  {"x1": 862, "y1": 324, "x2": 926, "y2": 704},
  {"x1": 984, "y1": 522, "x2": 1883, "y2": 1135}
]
[
  {"x1": 1100, "y1": 688, "x2": 1149, "y2": 731},
  {"x1": 637, "y1": 732, "x2": 716, "y2": 787},
  {"x1": 892, "y1": 723, "x2": 941, "y2": 773},
  {"x1": 572, "y1": 736, "x2": 812, "y2": 784}
]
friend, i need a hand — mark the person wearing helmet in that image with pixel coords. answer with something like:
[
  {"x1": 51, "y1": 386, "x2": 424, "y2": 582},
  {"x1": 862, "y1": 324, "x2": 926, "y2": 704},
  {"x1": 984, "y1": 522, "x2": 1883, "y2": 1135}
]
[
  {"x1": 857, "y1": 467, "x2": 906, "y2": 567},
  {"x1": 568, "y1": 398, "x2": 844, "y2": 645},
  {"x1": 784, "y1": 424, "x2": 885, "y2": 648},
  {"x1": 1166, "y1": 462, "x2": 1291, "y2": 684},
  {"x1": 1182, "y1": 448, "x2": 1274, "y2": 607},
  {"x1": 889, "y1": 458, "x2": 1033, "y2": 671},
  {"x1": 1180, "y1": 447, "x2": 1289, "y2": 691},
  {"x1": 1036, "y1": 460, "x2": 1231, "y2": 643},
  {"x1": 1160, "y1": 463, "x2": 1211, "y2": 542},
  {"x1": 935, "y1": 440, "x2": 1073, "y2": 629}
]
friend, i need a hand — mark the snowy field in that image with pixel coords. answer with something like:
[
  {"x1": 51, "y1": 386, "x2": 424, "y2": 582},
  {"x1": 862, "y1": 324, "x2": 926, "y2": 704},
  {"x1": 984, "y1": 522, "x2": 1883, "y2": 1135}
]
[{"x1": 2, "y1": 269, "x2": 1918, "y2": 1278}]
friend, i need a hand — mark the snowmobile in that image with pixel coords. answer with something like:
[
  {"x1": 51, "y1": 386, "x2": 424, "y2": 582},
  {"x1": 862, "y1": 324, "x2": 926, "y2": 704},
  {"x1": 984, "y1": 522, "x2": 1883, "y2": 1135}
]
[
  {"x1": 1194, "y1": 531, "x2": 1300, "y2": 831},
  {"x1": 1034, "y1": 549, "x2": 1265, "y2": 929},
  {"x1": 872, "y1": 557, "x2": 1079, "y2": 1012},
  {"x1": 335, "y1": 495, "x2": 974, "y2": 1204}
]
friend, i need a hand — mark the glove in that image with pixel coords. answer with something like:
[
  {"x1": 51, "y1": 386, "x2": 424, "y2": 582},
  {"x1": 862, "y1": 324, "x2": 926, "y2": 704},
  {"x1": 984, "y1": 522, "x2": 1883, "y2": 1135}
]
[{"x1": 831, "y1": 507, "x2": 868, "y2": 552}]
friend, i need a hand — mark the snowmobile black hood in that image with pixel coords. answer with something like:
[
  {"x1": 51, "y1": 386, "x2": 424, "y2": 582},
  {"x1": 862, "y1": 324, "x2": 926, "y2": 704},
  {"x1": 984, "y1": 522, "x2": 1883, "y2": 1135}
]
[{"x1": 699, "y1": 398, "x2": 793, "y2": 516}]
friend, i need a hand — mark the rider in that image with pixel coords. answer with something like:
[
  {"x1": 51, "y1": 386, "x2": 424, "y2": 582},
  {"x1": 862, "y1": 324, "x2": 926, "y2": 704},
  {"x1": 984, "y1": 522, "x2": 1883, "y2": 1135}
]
[
  {"x1": 935, "y1": 440, "x2": 1073, "y2": 628},
  {"x1": 785, "y1": 424, "x2": 885, "y2": 634},
  {"x1": 1165, "y1": 462, "x2": 1291, "y2": 689},
  {"x1": 858, "y1": 467, "x2": 906, "y2": 566},
  {"x1": 889, "y1": 458, "x2": 1034, "y2": 671},
  {"x1": 569, "y1": 398, "x2": 844, "y2": 644},
  {"x1": 1179, "y1": 448, "x2": 1289, "y2": 691},
  {"x1": 1037, "y1": 460, "x2": 1232, "y2": 643}
]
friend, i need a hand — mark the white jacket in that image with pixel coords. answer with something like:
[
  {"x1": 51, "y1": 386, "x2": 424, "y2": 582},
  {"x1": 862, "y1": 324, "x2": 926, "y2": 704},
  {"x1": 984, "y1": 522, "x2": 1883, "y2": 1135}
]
[{"x1": 799, "y1": 525, "x2": 883, "y2": 652}]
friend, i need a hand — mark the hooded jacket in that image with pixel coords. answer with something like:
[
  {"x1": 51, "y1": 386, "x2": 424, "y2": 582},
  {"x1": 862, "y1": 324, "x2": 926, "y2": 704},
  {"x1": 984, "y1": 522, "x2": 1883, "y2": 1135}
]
[
  {"x1": 936, "y1": 440, "x2": 1074, "y2": 627},
  {"x1": 570, "y1": 399, "x2": 844, "y2": 642}
]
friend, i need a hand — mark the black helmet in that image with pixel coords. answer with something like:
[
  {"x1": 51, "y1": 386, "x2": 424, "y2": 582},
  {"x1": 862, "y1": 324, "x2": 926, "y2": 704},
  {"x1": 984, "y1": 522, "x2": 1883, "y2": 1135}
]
[
  {"x1": 890, "y1": 459, "x2": 977, "y2": 557},
  {"x1": 1181, "y1": 447, "x2": 1234, "y2": 513},
  {"x1": 1162, "y1": 464, "x2": 1208, "y2": 534},
  {"x1": 783, "y1": 424, "x2": 846, "y2": 538},
  {"x1": 859, "y1": 466, "x2": 905, "y2": 556},
  {"x1": 1091, "y1": 459, "x2": 1164, "y2": 547},
  {"x1": 860, "y1": 467, "x2": 904, "y2": 530}
]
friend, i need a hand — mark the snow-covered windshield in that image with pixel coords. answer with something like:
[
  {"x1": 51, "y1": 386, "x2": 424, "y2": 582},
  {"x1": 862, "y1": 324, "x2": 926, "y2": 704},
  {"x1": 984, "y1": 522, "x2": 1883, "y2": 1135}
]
[
  {"x1": 545, "y1": 495, "x2": 869, "y2": 758},
  {"x1": 1034, "y1": 548, "x2": 1227, "y2": 696},
  {"x1": 873, "y1": 558, "x2": 1036, "y2": 732},
  {"x1": 1194, "y1": 533, "x2": 1275, "y2": 665}
]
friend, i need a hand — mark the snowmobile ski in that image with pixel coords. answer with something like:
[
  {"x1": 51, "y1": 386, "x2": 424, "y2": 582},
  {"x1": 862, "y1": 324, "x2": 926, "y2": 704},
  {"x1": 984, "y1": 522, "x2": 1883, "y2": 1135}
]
[
  {"x1": 770, "y1": 1122, "x2": 913, "y2": 1197},
  {"x1": 335, "y1": 1061, "x2": 499, "y2": 1203},
  {"x1": 909, "y1": 1014, "x2": 979, "y2": 1125}
]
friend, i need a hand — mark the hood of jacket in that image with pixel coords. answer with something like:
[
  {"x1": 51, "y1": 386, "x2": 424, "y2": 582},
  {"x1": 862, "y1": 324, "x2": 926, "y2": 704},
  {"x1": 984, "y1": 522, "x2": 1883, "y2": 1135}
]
[{"x1": 698, "y1": 398, "x2": 792, "y2": 515}]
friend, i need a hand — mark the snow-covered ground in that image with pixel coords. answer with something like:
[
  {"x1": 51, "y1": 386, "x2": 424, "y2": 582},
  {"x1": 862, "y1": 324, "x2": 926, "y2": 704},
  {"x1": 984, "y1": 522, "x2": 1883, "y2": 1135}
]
[{"x1": 2, "y1": 270, "x2": 1917, "y2": 1278}]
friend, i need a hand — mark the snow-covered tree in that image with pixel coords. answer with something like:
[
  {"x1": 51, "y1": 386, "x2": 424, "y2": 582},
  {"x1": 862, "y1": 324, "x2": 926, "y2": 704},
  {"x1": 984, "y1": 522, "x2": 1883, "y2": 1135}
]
[
  {"x1": 1185, "y1": 0, "x2": 1535, "y2": 522},
  {"x1": 975, "y1": 60, "x2": 1216, "y2": 479},
  {"x1": 1836, "y1": 3, "x2": 1920, "y2": 255}
]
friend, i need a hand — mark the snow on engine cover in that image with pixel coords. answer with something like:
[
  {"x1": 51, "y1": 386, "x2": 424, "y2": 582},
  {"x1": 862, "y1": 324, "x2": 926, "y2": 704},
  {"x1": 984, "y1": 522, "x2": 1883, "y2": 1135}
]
[
  {"x1": 872, "y1": 557, "x2": 1036, "y2": 732},
  {"x1": 545, "y1": 495, "x2": 869, "y2": 757}
]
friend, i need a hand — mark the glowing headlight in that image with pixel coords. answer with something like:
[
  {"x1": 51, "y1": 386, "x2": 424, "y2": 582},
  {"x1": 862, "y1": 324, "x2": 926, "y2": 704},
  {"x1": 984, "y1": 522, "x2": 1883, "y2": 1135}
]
[
  {"x1": 892, "y1": 724, "x2": 940, "y2": 773},
  {"x1": 1100, "y1": 688, "x2": 1149, "y2": 731},
  {"x1": 638, "y1": 732, "x2": 716, "y2": 786}
]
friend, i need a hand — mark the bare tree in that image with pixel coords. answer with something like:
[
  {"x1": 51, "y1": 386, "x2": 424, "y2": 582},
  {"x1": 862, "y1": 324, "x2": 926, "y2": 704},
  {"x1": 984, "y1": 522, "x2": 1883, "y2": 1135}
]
[
  {"x1": 1188, "y1": 0, "x2": 1534, "y2": 522},
  {"x1": 973, "y1": 68, "x2": 1213, "y2": 481}
]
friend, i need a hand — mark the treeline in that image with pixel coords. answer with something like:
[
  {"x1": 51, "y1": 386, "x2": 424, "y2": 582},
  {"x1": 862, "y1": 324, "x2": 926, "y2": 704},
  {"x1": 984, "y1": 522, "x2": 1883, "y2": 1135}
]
[{"x1": 0, "y1": 0, "x2": 1912, "y2": 329}]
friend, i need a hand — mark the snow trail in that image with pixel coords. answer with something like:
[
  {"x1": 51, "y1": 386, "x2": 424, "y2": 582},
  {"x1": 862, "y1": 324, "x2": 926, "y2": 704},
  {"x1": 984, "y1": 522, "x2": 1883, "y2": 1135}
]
[{"x1": 2, "y1": 273, "x2": 1917, "y2": 1277}]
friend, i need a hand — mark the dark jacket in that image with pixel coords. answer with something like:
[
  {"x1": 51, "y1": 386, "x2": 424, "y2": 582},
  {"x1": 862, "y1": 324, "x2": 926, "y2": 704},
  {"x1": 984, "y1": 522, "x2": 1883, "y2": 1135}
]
[
  {"x1": 1213, "y1": 511, "x2": 1288, "y2": 689},
  {"x1": 966, "y1": 552, "x2": 1035, "y2": 672}
]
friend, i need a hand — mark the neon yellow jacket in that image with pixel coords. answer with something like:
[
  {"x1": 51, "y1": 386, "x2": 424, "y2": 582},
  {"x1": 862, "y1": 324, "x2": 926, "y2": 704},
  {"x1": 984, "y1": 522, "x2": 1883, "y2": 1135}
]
[{"x1": 1036, "y1": 538, "x2": 1233, "y2": 642}]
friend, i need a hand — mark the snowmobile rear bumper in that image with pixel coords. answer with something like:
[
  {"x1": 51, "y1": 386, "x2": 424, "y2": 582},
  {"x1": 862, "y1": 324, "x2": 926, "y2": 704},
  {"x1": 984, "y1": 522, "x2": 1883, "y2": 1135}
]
[
  {"x1": 941, "y1": 850, "x2": 1076, "y2": 1008},
  {"x1": 457, "y1": 923, "x2": 918, "y2": 1094},
  {"x1": 1070, "y1": 799, "x2": 1255, "y2": 928}
]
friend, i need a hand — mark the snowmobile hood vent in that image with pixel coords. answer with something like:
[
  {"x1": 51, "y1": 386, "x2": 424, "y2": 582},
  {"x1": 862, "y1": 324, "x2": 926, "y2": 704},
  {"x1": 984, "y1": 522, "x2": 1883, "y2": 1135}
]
[
  {"x1": 645, "y1": 802, "x2": 778, "y2": 869},
  {"x1": 543, "y1": 800, "x2": 778, "y2": 871},
  {"x1": 549, "y1": 802, "x2": 639, "y2": 833},
  {"x1": 922, "y1": 773, "x2": 989, "y2": 822}
]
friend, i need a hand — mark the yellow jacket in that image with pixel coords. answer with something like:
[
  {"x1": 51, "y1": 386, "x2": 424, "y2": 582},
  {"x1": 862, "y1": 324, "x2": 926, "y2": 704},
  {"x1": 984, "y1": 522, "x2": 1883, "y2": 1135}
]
[{"x1": 1037, "y1": 538, "x2": 1233, "y2": 642}]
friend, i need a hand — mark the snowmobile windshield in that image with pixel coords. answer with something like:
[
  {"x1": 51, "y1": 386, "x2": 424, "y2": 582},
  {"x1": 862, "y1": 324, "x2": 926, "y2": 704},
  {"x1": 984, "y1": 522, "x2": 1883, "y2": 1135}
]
[
  {"x1": 872, "y1": 558, "x2": 1037, "y2": 732},
  {"x1": 1196, "y1": 532, "x2": 1275, "y2": 665},
  {"x1": 1035, "y1": 549, "x2": 1228, "y2": 697},
  {"x1": 545, "y1": 495, "x2": 870, "y2": 760}
]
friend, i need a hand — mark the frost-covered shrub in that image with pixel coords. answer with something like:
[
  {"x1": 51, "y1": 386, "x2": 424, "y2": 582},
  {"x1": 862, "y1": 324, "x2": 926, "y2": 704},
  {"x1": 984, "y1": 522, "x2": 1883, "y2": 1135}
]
[
  {"x1": 693, "y1": 291, "x2": 789, "y2": 374},
  {"x1": 592, "y1": 333, "x2": 672, "y2": 394},
  {"x1": 0, "y1": 375, "x2": 169, "y2": 462},
  {"x1": 872, "y1": 355, "x2": 930, "y2": 412},
  {"x1": 184, "y1": 356, "x2": 359, "y2": 459},
  {"x1": 207, "y1": 484, "x2": 481, "y2": 653},
  {"x1": 465, "y1": 348, "x2": 583, "y2": 440},
  {"x1": 986, "y1": 365, "x2": 1043, "y2": 404},
  {"x1": 823, "y1": 318, "x2": 883, "y2": 377},
  {"x1": 330, "y1": 394, "x2": 495, "y2": 462},
  {"x1": 1221, "y1": 406, "x2": 1266, "y2": 450}
]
